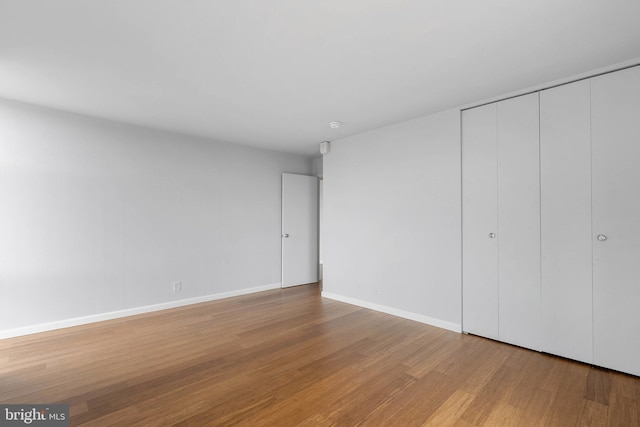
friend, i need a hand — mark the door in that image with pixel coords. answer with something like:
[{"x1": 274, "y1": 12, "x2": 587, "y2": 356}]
[
  {"x1": 540, "y1": 80, "x2": 593, "y2": 364},
  {"x1": 282, "y1": 173, "x2": 318, "y2": 288},
  {"x1": 591, "y1": 66, "x2": 640, "y2": 376},
  {"x1": 497, "y1": 93, "x2": 541, "y2": 351},
  {"x1": 462, "y1": 103, "x2": 499, "y2": 339}
]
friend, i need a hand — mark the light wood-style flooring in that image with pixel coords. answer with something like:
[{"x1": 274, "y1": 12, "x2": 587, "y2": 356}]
[{"x1": 1, "y1": 284, "x2": 639, "y2": 426}]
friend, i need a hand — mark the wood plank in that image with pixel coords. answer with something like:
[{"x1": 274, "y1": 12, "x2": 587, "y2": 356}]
[{"x1": 0, "y1": 284, "x2": 639, "y2": 425}]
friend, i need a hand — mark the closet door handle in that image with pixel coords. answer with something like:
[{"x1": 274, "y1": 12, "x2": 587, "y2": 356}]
[
  {"x1": 488, "y1": 233, "x2": 496, "y2": 239},
  {"x1": 597, "y1": 234, "x2": 607, "y2": 241}
]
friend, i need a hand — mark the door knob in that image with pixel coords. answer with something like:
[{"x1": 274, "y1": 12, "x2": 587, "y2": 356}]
[
  {"x1": 597, "y1": 234, "x2": 607, "y2": 241},
  {"x1": 488, "y1": 233, "x2": 496, "y2": 239},
  {"x1": 282, "y1": 234, "x2": 289, "y2": 238}
]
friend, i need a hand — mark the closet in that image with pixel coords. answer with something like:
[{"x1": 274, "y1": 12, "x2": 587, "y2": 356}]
[
  {"x1": 462, "y1": 65, "x2": 640, "y2": 377},
  {"x1": 461, "y1": 93, "x2": 540, "y2": 351},
  {"x1": 539, "y1": 79, "x2": 592, "y2": 365}
]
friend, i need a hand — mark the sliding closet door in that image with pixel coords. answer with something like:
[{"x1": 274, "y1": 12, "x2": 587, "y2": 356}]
[
  {"x1": 592, "y1": 66, "x2": 640, "y2": 377},
  {"x1": 497, "y1": 93, "x2": 541, "y2": 350},
  {"x1": 540, "y1": 80, "x2": 593, "y2": 364},
  {"x1": 462, "y1": 104, "x2": 498, "y2": 339}
]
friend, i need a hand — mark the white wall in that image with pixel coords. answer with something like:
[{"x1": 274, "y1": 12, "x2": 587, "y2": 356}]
[
  {"x1": 323, "y1": 109, "x2": 461, "y2": 331},
  {"x1": 0, "y1": 98, "x2": 311, "y2": 335},
  {"x1": 311, "y1": 156, "x2": 323, "y2": 178},
  {"x1": 311, "y1": 156, "x2": 324, "y2": 267}
]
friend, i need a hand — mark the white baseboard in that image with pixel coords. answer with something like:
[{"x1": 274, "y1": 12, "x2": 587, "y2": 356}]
[
  {"x1": 321, "y1": 291, "x2": 461, "y2": 333},
  {"x1": 0, "y1": 283, "x2": 282, "y2": 340}
]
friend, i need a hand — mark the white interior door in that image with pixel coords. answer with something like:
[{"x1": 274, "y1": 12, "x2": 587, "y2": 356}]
[
  {"x1": 540, "y1": 80, "x2": 593, "y2": 364},
  {"x1": 497, "y1": 93, "x2": 541, "y2": 351},
  {"x1": 462, "y1": 103, "x2": 499, "y2": 339},
  {"x1": 591, "y1": 66, "x2": 640, "y2": 376},
  {"x1": 282, "y1": 173, "x2": 318, "y2": 288}
]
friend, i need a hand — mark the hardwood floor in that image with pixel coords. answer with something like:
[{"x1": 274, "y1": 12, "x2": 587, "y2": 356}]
[{"x1": 1, "y1": 284, "x2": 639, "y2": 426}]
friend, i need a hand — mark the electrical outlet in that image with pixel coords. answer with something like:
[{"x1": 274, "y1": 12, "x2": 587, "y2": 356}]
[{"x1": 172, "y1": 281, "x2": 182, "y2": 292}]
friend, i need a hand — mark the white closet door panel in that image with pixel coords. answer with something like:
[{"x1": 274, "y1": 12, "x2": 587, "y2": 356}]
[
  {"x1": 462, "y1": 104, "x2": 499, "y2": 339},
  {"x1": 497, "y1": 93, "x2": 541, "y2": 351},
  {"x1": 540, "y1": 80, "x2": 593, "y2": 364},
  {"x1": 592, "y1": 66, "x2": 640, "y2": 377}
]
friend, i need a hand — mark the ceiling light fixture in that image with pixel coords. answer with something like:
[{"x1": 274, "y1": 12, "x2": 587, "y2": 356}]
[{"x1": 328, "y1": 121, "x2": 342, "y2": 129}]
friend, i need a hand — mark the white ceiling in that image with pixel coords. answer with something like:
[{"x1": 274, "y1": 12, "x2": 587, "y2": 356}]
[{"x1": 1, "y1": 1, "x2": 640, "y2": 156}]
